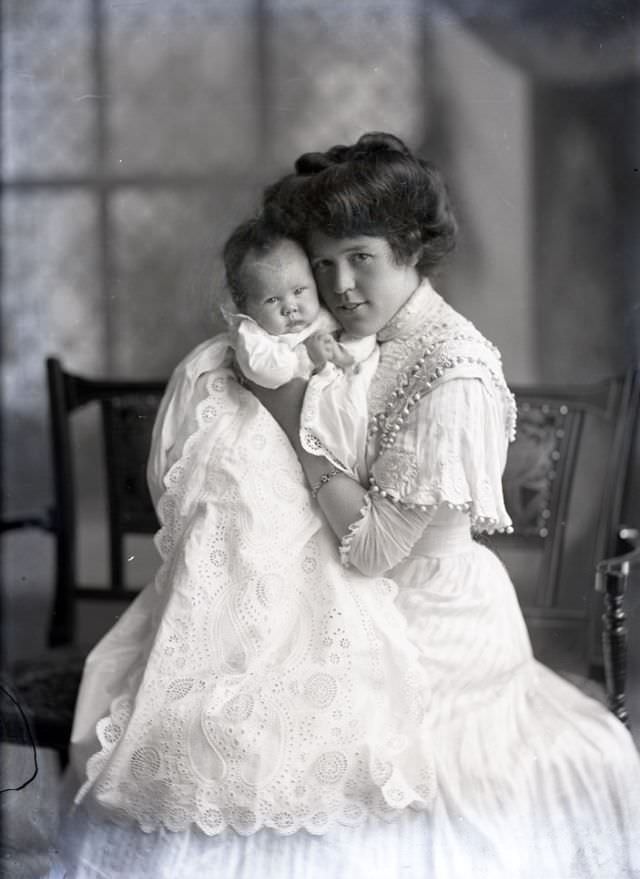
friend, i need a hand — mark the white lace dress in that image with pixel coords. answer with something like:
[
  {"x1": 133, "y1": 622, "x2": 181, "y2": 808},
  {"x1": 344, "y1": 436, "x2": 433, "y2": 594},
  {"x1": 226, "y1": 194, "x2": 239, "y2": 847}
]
[{"x1": 53, "y1": 283, "x2": 640, "y2": 879}]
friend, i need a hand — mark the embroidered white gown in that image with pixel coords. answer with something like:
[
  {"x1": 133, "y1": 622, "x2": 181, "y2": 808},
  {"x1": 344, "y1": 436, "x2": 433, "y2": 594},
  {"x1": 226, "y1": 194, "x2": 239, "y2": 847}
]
[
  {"x1": 67, "y1": 338, "x2": 437, "y2": 839},
  {"x1": 53, "y1": 283, "x2": 640, "y2": 879}
]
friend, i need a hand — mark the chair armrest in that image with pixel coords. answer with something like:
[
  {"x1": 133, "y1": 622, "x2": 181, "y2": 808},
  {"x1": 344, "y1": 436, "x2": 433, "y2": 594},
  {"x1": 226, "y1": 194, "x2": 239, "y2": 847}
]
[
  {"x1": 595, "y1": 526, "x2": 640, "y2": 726},
  {"x1": 596, "y1": 527, "x2": 640, "y2": 587}
]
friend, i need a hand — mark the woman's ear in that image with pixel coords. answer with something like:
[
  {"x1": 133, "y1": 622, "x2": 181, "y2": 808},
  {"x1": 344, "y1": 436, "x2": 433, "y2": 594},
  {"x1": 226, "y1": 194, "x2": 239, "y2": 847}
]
[
  {"x1": 404, "y1": 229, "x2": 422, "y2": 268},
  {"x1": 407, "y1": 245, "x2": 422, "y2": 268}
]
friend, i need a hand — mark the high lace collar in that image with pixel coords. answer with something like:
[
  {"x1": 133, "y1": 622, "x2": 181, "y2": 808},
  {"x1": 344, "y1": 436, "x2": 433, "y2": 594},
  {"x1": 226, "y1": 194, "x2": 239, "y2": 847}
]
[{"x1": 376, "y1": 277, "x2": 441, "y2": 343}]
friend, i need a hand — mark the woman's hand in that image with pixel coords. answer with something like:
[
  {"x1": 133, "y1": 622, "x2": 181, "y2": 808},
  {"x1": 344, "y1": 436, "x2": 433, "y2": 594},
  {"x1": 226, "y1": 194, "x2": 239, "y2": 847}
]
[{"x1": 245, "y1": 377, "x2": 307, "y2": 447}]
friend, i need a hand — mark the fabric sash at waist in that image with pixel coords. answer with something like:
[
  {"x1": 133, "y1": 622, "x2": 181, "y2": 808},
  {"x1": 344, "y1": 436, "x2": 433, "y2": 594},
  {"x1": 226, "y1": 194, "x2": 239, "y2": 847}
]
[{"x1": 412, "y1": 522, "x2": 473, "y2": 559}]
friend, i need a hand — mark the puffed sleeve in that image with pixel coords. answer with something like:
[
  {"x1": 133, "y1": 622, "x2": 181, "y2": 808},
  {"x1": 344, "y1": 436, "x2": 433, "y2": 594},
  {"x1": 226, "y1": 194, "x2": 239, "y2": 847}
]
[{"x1": 341, "y1": 377, "x2": 513, "y2": 575}]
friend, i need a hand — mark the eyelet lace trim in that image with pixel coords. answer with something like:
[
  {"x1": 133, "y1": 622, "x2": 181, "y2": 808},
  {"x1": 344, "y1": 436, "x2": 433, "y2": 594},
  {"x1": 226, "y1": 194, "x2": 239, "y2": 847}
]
[{"x1": 76, "y1": 368, "x2": 438, "y2": 836}]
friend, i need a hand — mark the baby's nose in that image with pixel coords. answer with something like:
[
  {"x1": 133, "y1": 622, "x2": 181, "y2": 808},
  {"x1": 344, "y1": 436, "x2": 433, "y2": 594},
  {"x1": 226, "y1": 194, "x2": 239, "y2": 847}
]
[{"x1": 282, "y1": 301, "x2": 297, "y2": 315}]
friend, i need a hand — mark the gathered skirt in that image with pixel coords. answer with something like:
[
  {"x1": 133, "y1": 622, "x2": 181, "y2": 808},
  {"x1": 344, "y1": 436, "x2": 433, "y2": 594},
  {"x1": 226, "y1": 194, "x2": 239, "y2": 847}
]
[{"x1": 54, "y1": 540, "x2": 640, "y2": 879}]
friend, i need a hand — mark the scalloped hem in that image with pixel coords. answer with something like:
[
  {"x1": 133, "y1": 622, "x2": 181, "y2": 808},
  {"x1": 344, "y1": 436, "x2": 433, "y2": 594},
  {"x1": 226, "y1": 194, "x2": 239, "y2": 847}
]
[
  {"x1": 76, "y1": 688, "x2": 436, "y2": 842},
  {"x1": 79, "y1": 793, "x2": 432, "y2": 839}
]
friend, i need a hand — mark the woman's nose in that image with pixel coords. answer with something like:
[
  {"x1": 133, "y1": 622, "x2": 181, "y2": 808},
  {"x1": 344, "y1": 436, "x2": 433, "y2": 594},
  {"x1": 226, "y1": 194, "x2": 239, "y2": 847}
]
[{"x1": 334, "y1": 263, "x2": 355, "y2": 296}]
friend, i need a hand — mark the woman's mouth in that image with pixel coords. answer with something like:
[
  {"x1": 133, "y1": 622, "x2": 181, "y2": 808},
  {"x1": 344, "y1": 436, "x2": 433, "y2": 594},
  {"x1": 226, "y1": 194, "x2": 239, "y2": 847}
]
[{"x1": 340, "y1": 303, "x2": 365, "y2": 313}]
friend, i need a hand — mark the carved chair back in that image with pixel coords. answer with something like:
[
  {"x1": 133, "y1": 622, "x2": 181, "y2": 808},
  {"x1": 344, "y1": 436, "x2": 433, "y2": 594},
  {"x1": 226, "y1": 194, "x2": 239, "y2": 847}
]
[
  {"x1": 46, "y1": 357, "x2": 166, "y2": 646},
  {"x1": 494, "y1": 370, "x2": 638, "y2": 673}
]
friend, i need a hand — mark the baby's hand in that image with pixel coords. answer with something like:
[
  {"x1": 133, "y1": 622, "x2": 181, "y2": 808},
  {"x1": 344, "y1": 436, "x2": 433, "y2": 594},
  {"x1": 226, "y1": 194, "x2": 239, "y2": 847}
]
[{"x1": 304, "y1": 332, "x2": 355, "y2": 371}]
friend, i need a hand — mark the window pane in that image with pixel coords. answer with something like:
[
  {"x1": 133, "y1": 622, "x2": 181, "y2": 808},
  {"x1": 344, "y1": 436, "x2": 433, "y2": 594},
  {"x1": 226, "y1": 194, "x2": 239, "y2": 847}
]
[
  {"x1": 2, "y1": 191, "x2": 101, "y2": 510},
  {"x1": 2, "y1": 0, "x2": 95, "y2": 178},
  {"x1": 105, "y1": 0, "x2": 259, "y2": 174},
  {"x1": 108, "y1": 181, "x2": 259, "y2": 375},
  {"x1": 265, "y1": 0, "x2": 424, "y2": 158}
]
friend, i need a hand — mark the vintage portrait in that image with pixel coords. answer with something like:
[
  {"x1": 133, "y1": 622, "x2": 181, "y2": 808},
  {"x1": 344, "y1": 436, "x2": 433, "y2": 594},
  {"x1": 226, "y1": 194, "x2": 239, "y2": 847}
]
[{"x1": 2, "y1": 2, "x2": 639, "y2": 877}]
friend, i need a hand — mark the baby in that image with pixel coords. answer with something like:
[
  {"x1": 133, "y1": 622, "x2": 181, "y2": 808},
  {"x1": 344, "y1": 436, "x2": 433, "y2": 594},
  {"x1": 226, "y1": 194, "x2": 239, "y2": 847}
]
[
  {"x1": 223, "y1": 218, "x2": 379, "y2": 482},
  {"x1": 223, "y1": 218, "x2": 360, "y2": 387}
]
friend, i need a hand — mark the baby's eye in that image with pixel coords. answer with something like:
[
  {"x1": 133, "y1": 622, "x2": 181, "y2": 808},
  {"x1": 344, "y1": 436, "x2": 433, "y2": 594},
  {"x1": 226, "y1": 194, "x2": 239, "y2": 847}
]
[
  {"x1": 264, "y1": 296, "x2": 279, "y2": 305},
  {"x1": 294, "y1": 287, "x2": 307, "y2": 296}
]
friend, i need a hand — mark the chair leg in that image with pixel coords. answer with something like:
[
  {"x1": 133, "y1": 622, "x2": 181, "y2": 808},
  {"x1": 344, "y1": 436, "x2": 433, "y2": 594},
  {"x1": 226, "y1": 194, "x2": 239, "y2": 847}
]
[{"x1": 601, "y1": 572, "x2": 629, "y2": 726}]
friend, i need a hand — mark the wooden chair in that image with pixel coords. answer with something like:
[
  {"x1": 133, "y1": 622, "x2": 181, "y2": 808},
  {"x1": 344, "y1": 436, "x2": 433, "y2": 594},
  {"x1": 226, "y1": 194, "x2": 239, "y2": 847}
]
[
  {"x1": 596, "y1": 526, "x2": 640, "y2": 728},
  {"x1": 495, "y1": 369, "x2": 639, "y2": 681},
  {"x1": 1, "y1": 357, "x2": 166, "y2": 760}
]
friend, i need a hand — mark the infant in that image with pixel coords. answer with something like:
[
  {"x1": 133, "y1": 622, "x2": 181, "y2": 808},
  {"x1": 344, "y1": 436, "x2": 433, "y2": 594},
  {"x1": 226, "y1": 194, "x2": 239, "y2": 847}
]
[
  {"x1": 223, "y1": 220, "x2": 367, "y2": 388},
  {"x1": 223, "y1": 218, "x2": 379, "y2": 482}
]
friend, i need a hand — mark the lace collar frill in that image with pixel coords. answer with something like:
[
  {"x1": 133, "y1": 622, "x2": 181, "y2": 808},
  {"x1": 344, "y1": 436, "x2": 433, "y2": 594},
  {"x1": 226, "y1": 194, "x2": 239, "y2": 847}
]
[
  {"x1": 368, "y1": 277, "x2": 516, "y2": 452},
  {"x1": 376, "y1": 278, "x2": 442, "y2": 343}
]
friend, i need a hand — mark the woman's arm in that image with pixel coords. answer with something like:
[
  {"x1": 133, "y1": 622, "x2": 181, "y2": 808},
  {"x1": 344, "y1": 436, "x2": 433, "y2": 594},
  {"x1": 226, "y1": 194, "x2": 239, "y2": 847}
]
[
  {"x1": 247, "y1": 379, "x2": 435, "y2": 577},
  {"x1": 247, "y1": 379, "x2": 369, "y2": 538}
]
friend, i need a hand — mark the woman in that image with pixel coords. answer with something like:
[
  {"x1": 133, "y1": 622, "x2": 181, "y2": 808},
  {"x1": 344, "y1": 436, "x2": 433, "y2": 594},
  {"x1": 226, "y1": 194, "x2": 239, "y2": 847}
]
[
  {"x1": 250, "y1": 132, "x2": 640, "y2": 877},
  {"x1": 54, "y1": 133, "x2": 640, "y2": 879}
]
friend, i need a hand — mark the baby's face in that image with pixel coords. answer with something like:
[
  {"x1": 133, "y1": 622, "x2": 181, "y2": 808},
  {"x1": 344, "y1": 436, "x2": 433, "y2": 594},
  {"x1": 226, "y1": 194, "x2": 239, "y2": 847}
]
[{"x1": 240, "y1": 239, "x2": 320, "y2": 335}]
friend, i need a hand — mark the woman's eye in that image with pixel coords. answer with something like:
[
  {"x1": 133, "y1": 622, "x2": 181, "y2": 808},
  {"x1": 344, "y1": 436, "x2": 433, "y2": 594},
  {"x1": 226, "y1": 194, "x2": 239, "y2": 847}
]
[
  {"x1": 312, "y1": 260, "x2": 330, "y2": 272},
  {"x1": 352, "y1": 252, "x2": 372, "y2": 263}
]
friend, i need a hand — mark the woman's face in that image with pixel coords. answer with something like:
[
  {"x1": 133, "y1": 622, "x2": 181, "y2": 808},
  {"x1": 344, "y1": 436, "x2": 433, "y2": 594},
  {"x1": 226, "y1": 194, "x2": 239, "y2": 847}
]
[{"x1": 307, "y1": 231, "x2": 420, "y2": 337}]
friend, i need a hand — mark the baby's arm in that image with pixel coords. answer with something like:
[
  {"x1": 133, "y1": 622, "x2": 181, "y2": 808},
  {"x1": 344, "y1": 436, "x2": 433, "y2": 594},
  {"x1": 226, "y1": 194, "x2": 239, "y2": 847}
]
[{"x1": 304, "y1": 332, "x2": 355, "y2": 372}]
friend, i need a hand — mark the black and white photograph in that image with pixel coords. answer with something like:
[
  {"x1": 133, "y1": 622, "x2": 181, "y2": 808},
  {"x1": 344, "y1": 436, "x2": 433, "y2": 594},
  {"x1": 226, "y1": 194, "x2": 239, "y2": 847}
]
[{"x1": 2, "y1": 2, "x2": 639, "y2": 877}]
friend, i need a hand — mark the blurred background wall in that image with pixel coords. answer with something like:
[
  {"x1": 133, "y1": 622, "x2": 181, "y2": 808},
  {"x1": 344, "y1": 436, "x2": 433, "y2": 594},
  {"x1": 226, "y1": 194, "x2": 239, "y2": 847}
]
[{"x1": 2, "y1": 0, "x2": 639, "y2": 662}]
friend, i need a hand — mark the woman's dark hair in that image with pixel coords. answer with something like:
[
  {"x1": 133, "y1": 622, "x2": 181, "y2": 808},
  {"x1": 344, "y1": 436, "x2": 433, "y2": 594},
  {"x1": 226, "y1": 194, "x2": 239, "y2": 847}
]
[
  {"x1": 222, "y1": 215, "x2": 287, "y2": 310},
  {"x1": 264, "y1": 132, "x2": 457, "y2": 277}
]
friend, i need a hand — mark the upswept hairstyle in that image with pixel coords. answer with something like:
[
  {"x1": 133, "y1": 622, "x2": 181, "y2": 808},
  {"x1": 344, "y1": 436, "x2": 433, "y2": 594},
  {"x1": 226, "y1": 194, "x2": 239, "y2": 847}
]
[
  {"x1": 264, "y1": 132, "x2": 457, "y2": 277},
  {"x1": 222, "y1": 215, "x2": 287, "y2": 311}
]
